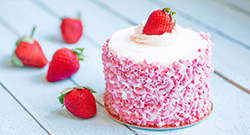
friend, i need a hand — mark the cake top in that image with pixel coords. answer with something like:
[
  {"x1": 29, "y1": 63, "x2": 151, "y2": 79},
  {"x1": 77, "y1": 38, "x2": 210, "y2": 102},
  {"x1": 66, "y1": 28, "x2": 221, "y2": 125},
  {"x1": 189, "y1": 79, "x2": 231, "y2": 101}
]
[{"x1": 108, "y1": 8, "x2": 208, "y2": 65}]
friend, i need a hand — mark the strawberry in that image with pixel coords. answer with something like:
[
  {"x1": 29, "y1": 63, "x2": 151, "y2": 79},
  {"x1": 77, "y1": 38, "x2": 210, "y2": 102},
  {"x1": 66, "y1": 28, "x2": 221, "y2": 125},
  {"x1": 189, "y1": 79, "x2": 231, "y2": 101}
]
[
  {"x1": 11, "y1": 26, "x2": 48, "y2": 68},
  {"x1": 58, "y1": 86, "x2": 97, "y2": 119},
  {"x1": 60, "y1": 13, "x2": 83, "y2": 44},
  {"x1": 46, "y1": 48, "x2": 84, "y2": 82},
  {"x1": 143, "y1": 7, "x2": 176, "y2": 35}
]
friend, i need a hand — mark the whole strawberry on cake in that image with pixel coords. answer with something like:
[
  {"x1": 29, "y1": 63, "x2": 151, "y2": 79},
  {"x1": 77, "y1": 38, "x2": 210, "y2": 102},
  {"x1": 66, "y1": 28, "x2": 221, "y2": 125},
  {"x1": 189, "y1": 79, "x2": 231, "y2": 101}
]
[{"x1": 102, "y1": 7, "x2": 214, "y2": 128}]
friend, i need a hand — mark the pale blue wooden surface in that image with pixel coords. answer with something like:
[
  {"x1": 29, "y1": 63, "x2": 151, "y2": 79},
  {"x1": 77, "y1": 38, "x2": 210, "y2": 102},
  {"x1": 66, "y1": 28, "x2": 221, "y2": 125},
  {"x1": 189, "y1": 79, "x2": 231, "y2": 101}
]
[{"x1": 0, "y1": 0, "x2": 249, "y2": 135}]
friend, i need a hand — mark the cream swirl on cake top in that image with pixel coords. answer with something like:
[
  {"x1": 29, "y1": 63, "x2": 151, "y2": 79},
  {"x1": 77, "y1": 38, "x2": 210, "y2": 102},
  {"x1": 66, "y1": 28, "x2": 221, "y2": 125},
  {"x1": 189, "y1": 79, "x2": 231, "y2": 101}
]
[
  {"x1": 108, "y1": 22, "x2": 208, "y2": 65},
  {"x1": 131, "y1": 20, "x2": 178, "y2": 46}
]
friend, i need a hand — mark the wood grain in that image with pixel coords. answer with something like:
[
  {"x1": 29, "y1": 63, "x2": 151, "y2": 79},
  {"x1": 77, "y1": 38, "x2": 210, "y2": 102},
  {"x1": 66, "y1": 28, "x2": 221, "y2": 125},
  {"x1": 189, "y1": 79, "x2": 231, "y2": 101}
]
[
  {"x1": 0, "y1": 1, "x2": 134, "y2": 134},
  {"x1": 0, "y1": 0, "x2": 249, "y2": 134},
  {"x1": 155, "y1": 0, "x2": 250, "y2": 48},
  {"x1": 129, "y1": 74, "x2": 250, "y2": 135},
  {"x1": 91, "y1": 0, "x2": 250, "y2": 92},
  {"x1": 35, "y1": 0, "x2": 250, "y2": 134},
  {"x1": 215, "y1": 0, "x2": 250, "y2": 14},
  {"x1": 0, "y1": 84, "x2": 48, "y2": 135}
]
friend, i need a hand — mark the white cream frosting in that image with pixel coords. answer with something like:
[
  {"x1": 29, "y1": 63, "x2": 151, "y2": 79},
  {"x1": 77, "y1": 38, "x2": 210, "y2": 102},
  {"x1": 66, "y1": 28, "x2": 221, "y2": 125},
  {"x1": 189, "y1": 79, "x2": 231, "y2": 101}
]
[{"x1": 108, "y1": 23, "x2": 208, "y2": 65}]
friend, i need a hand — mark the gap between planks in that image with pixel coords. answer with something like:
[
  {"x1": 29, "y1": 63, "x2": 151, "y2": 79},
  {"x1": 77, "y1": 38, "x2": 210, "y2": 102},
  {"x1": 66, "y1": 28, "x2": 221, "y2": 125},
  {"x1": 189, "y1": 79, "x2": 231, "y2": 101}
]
[
  {"x1": 31, "y1": 0, "x2": 101, "y2": 49},
  {"x1": 69, "y1": 78, "x2": 104, "y2": 107},
  {"x1": 90, "y1": 0, "x2": 250, "y2": 95},
  {"x1": 0, "y1": 11, "x2": 102, "y2": 135},
  {"x1": 0, "y1": 16, "x2": 52, "y2": 134},
  {"x1": 29, "y1": 0, "x2": 139, "y2": 134},
  {"x1": 212, "y1": 0, "x2": 250, "y2": 17},
  {"x1": 0, "y1": 16, "x2": 20, "y2": 36},
  {"x1": 0, "y1": 0, "x2": 249, "y2": 133},
  {"x1": 0, "y1": 82, "x2": 51, "y2": 135},
  {"x1": 214, "y1": 70, "x2": 250, "y2": 95},
  {"x1": 0, "y1": 14, "x2": 136, "y2": 134},
  {"x1": 69, "y1": 79, "x2": 139, "y2": 134},
  {"x1": 32, "y1": 0, "x2": 250, "y2": 97},
  {"x1": 148, "y1": 0, "x2": 250, "y2": 50}
]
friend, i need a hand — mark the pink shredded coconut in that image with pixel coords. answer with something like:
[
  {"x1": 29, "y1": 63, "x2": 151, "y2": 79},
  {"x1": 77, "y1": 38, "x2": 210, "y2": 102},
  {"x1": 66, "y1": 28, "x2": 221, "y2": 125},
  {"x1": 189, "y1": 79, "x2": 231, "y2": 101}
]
[{"x1": 102, "y1": 32, "x2": 214, "y2": 127}]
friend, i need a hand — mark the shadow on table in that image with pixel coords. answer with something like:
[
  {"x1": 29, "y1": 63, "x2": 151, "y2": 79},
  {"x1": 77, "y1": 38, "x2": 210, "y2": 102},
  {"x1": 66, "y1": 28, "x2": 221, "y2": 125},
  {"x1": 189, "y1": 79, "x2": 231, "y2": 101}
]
[
  {"x1": 53, "y1": 108, "x2": 80, "y2": 120},
  {"x1": 2, "y1": 55, "x2": 41, "y2": 70},
  {"x1": 47, "y1": 35, "x2": 64, "y2": 44}
]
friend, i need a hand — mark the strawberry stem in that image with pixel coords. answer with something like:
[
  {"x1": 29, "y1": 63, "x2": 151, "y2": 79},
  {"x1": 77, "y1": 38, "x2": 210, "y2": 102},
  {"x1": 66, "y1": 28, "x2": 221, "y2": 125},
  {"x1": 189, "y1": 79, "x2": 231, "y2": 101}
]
[
  {"x1": 77, "y1": 12, "x2": 81, "y2": 20},
  {"x1": 163, "y1": 7, "x2": 171, "y2": 13},
  {"x1": 72, "y1": 48, "x2": 85, "y2": 61},
  {"x1": 163, "y1": 7, "x2": 176, "y2": 25},
  {"x1": 15, "y1": 26, "x2": 36, "y2": 46},
  {"x1": 30, "y1": 26, "x2": 36, "y2": 38}
]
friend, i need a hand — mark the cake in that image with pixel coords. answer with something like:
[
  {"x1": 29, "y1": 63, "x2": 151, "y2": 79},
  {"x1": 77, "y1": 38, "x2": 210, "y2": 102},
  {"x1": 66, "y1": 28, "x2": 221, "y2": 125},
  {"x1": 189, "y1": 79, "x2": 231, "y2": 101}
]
[{"x1": 102, "y1": 8, "x2": 214, "y2": 128}]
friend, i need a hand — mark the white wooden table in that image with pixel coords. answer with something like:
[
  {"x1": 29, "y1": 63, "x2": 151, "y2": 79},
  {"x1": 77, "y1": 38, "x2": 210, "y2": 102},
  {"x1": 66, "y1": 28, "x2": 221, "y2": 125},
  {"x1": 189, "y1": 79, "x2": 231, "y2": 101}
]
[{"x1": 0, "y1": 0, "x2": 250, "y2": 134}]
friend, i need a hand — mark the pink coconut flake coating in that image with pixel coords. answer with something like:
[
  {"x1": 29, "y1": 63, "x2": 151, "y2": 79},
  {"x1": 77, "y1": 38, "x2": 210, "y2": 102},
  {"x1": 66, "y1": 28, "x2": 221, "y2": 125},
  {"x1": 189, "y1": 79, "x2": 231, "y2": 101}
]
[{"x1": 102, "y1": 32, "x2": 214, "y2": 128}]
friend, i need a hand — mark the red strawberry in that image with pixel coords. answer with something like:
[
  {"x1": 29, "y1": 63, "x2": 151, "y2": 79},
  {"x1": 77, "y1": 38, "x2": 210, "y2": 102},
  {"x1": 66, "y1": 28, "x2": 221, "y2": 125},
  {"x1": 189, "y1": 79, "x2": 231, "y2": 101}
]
[
  {"x1": 12, "y1": 26, "x2": 48, "y2": 68},
  {"x1": 60, "y1": 13, "x2": 83, "y2": 44},
  {"x1": 46, "y1": 48, "x2": 84, "y2": 82},
  {"x1": 58, "y1": 86, "x2": 97, "y2": 119},
  {"x1": 143, "y1": 7, "x2": 176, "y2": 35}
]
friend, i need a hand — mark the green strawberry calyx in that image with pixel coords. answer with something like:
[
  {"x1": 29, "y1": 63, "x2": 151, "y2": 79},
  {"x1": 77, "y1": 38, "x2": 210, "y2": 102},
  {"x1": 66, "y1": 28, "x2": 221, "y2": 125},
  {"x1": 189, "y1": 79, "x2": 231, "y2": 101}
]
[
  {"x1": 12, "y1": 26, "x2": 37, "y2": 67},
  {"x1": 72, "y1": 48, "x2": 85, "y2": 61},
  {"x1": 16, "y1": 26, "x2": 36, "y2": 46},
  {"x1": 77, "y1": 12, "x2": 81, "y2": 20},
  {"x1": 60, "y1": 12, "x2": 82, "y2": 20},
  {"x1": 11, "y1": 53, "x2": 24, "y2": 67},
  {"x1": 163, "y1": 7, "x2": 176, "y2": 25},
  {"x1": 58, "y1": 86, "x2": 96, "y2": 107}
]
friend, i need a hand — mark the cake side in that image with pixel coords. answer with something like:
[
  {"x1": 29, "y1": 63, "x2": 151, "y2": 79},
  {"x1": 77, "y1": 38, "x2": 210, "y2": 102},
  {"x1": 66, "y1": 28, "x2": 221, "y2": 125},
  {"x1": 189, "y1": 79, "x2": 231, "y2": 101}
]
[{"x1": 102, "y1": 32, "x2": 214, "y2": 127}]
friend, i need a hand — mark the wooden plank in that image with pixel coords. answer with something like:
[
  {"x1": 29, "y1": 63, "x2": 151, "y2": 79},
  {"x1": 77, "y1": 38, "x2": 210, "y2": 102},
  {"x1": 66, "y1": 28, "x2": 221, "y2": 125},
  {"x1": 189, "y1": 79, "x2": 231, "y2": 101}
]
[
  {"x1": 1, "y1": 0, "x2": 249, "y2": 134},
  {"x1": 37, "y1": 0, "x2": 250, "y2": 92},
  {"x1": 154, "y1": 0, "x2": 250, "y2": 49},
  {"x1": 66, "y1": 40, "x2": 105, "y2": 102},
  {"x1": 36, "y1": 0, "x2": 250, "y2": 134},
  {"x1": 215, "y1": 0, "x2": 250, "y2": 14},
  {"x1": 91, "y1": 0, "x2": 250, "y2": 91},
  {"x1": 0, "y1": 85, "x2": 47, "y2": 135},
  {"x1": 0, "y1": 1, "x2": 134, "y2": 134},
  {"x1": 30, "y1": 0, "x2": 133, "y2": 100},
  {"x1": 131, "y1": 74, "x2": 250, "y2": 135},
  {"x1": 31, "y1": 0, "x2": 131, "y2": 46}
]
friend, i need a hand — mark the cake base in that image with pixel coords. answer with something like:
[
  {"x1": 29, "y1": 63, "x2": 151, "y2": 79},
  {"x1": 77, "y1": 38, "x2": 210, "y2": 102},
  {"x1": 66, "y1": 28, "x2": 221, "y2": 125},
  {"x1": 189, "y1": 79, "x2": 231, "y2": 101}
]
[{"x1": 104, "y1": 103, "x2": 213, "y2": 131}]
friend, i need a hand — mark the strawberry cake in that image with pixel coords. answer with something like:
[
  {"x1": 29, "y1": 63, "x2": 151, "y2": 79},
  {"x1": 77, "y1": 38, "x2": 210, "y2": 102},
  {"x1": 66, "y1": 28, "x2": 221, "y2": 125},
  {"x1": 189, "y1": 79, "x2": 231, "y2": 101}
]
[{"x1": 102, "y1": 8, "x2": 214, "y2": 128}]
